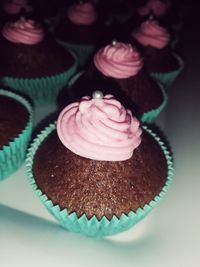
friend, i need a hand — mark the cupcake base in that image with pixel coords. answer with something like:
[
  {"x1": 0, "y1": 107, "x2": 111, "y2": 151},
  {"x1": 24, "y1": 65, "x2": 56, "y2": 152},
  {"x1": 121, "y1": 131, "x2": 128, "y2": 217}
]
[{"x1": 26, "y1": 123, "x2": 173, "y2": 237}]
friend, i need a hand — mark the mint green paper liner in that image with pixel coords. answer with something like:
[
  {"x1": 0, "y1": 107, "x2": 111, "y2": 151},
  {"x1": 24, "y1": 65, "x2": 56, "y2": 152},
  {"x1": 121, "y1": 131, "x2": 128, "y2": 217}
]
[
  {"x1": 2, "y1": 55, "x2": 78, "y2": 106},
  {"x1": 0, "y1": 89, "x2": 33, "y2": 181},
  {"x1": 26, "y1": 123, "x2": 173, "y2": 237},
  {"x1": 57, "y1": 40, "x2": 94, "y2": 67},
  {"x1": 150, "y1": 53, "x2": 184, "y2": 89},
  {"x1": 141, "y1": 83, "x2": 168, "y2": 123}
]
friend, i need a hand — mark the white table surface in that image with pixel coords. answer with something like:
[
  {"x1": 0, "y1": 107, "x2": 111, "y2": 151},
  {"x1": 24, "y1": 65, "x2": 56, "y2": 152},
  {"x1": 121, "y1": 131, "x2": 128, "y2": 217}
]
[{"x1": 0, "y1": 5, "x2": 200, "y2": 267}]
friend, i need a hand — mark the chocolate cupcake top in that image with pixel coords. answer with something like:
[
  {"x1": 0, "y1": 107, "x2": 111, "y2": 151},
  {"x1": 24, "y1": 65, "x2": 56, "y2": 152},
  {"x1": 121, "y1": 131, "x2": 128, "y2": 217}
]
[{"x1": 0, "y1": 92, "x2": 29, "y2": 149}]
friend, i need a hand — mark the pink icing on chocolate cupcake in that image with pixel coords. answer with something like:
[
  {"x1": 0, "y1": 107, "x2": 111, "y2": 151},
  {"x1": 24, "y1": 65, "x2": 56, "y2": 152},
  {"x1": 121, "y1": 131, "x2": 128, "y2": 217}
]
[
  {"x1": 94, "y1": 42, "x2": 143, "y2": 79},
  {"x1": 132, "y1": 19, "x2": 170, "y2": 49},
  {"x1": 2, "y1": 18, "x2": 44, "y2": 45},
  {"x1": 57, "y1": 93, "x2": 142, "y2": 161},
  {"x1": 3, "y1": 0, "x2": 33, "y2": 15},
  {"x1": 138, "y1": 0, "x2": 169, "y2": 17},
  {"x1": 67, "y1": 2, "x2": 97, "y2": 25}
]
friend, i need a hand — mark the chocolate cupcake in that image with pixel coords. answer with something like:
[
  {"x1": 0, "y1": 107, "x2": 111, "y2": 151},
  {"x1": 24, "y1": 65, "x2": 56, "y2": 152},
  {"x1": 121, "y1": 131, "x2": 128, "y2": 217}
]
[
  {"x1": 0, "y1": 89, "x2": 33, "y2": 181},
  {"x1": 131, "y1": 18, "x2": 184, "y2": 87},
  {"x1": 66, "y1": 41, "x2": 167, "y2": 122},
  {"x1": 136, "y1": 0, "x2": 183, "y2": 33},
  {"x1": 54, "y1": 1, "x2": 106, "y2": 67},
  {"x1": 26, "y1": 93, "x2": 173, "y2": 237},
  {"x1": 0, "y1": 17, "x2": 77, "y2": 105}
]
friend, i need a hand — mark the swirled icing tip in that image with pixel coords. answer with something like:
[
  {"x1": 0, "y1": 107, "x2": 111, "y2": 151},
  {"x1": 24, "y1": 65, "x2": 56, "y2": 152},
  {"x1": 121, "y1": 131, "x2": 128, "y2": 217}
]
[
  {"x1": 94, "y1": 42, "x2": 143, "y2": 79},
  {"x1": 57, "y1": 94, "x2": 142, "y2": 161},
  {"x1": 2, "y1": 18, "x2": 44, "y2": 45},
  {"x1": 132, "y1": 19, "x2": 170, "y2": 49},
  {"x1": 67, "y1": 1, "x2": 97, "y2": 25}
]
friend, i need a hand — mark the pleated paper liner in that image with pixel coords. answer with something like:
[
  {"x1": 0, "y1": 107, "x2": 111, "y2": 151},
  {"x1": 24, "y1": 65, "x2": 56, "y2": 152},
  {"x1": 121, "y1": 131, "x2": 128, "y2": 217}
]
[
  {"x1": 1, "y1": 51, "x2": 78, "y2": 106},
  {"x1": 141, "y1": 83, "x2": 168, "y2": 123},
  {"x1": 150, "y1": 53, "x2": 184, "y2": 89},
  {"x1": 0, "y1": 89, "x2": 33, "y2": 181},
  {"x1": 26, "y1": 123, "x2": 174, "y2": 237}
]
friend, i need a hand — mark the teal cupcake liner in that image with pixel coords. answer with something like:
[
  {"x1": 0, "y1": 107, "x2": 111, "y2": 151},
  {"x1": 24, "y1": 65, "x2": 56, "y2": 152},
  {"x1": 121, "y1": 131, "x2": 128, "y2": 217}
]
[
  {"x1": 0, "y1": 89, "x2": 33, "y2": 181},
  {"x1": 57, "y1": 40, "x2": 94, "y2": 67},
  {"x1": 26, "y1": 123, "x2": 174, "y2": 238},
  {"x1": 141, "y1": 83, "x2": 168, "y2": 123},
  {"x1": 2, "y1": 54, "x2": 78, "y2": 106},
  {"x1": 150, "y1": 53, "x2": 184, "y2": 89}
]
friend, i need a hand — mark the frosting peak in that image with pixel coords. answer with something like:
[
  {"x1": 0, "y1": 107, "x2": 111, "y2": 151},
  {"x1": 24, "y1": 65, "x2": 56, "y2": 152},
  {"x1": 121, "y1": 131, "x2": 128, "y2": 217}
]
[
  {"x1": 67, "y1": 2, "x2": 97, "y2": 25},
  {"x1": 3, "y1": 0, "x2": 33, "y2": 15},
  {"x1": 94, "y1": 42, "x2": 143, "y2": 79},
  {"x1": 138, "y1": 0, "x2": 169, "y2": 17},
  {"x1": 2, "y1": 18, "x2": 44, "y2": 45},
  {"x1": 132, "y1": 19, "x2": 170, "y2": 49},
  {"x1": 57, "y1": 94, "x2": 142, "y2": 161}
]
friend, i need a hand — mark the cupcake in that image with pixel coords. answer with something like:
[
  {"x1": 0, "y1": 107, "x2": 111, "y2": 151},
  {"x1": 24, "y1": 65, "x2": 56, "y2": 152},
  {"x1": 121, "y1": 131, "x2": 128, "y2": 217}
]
[
  {"x1": 0, "y1": 17, "x2": 77, "y2": 105},
  {"x1": 2, "y1": 0, "x2": 33, "y2": 15},
  {"x1": 137, "y1": 0, "x2": 183, "y2": 33},
  {"x1": 54, "y1": 1, "x2": 106, "y2": 67},
  {"x1": 131, "y1": 18, "x2": 184, "y2": 88},
  {"x1": 0, "y1": 89, "x2": 33, "y2": 181},
  {"x1": 66, "y1": 41, "x2": 167, "y2": 122},
  {"x1": 26, "y1": 93, "x2": 173, "y2": 237}
]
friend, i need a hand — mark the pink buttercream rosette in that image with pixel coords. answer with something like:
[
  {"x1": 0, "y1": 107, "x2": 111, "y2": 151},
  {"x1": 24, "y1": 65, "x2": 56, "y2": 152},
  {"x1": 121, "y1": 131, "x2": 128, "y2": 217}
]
[
  {"x1": 132, "y1": 19, "x2": 170, "y2": 49},
  {"x1": 2, "y1": 18, "x2": 44, "y2": 45},
  {"x1": 67, "y1": 2, "x2": 97, "y2": 25},
  {"x1": 57, "y1": 94, "x2": 142, "y2": 161}
]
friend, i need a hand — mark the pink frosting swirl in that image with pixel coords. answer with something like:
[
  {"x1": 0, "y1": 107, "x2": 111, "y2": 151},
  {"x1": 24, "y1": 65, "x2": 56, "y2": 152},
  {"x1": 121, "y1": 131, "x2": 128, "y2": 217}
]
[
  {"x1": 67, "y1": 2, "x2": 97, "y2": 25},
  {"x1": 132, "y1": 20, "x2": 170, "y2": 49},
  {"x1": 138, "y1": 0, "x2": 169, "y2": 17},
  {"x1": 2, "y1": 18, "x2": 44, "y2": 45},
  {"x1": 94, "y1": 42, "x2": 143, "y2": 79},
  {"x1": 57, "y1": 94, "x2": 142, "y2": 161},
  {"x1": 3, "y1": 0, "x2": 33, "y2": 15}
]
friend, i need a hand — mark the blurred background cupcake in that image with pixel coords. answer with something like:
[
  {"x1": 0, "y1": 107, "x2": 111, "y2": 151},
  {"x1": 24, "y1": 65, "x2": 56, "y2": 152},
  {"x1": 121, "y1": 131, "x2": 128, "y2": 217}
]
[
  {"x1": 0, "y1": 17, "x2": 77, "y2": 105},
  {"x1": 54, "y1": 0, "x2": 108, "y2": 68},
  {"x1": 26, "y1": 93, "x2": 173, "y2": 237},
  {"x1": 131, "y1": 18, "x2": 184, "y2": 88},
  {"x1": 0, "y1": 88, "x2": 33, "y2": 181}
]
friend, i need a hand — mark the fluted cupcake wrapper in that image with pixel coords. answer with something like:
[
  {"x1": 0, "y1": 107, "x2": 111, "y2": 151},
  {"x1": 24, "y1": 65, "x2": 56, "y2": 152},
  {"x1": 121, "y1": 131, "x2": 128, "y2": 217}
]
[
  {"x1": 0, "y1": 89, "x2": 33, "y2": 181},
  {"x1": 57, "y1": 40, "x2": 94, "y2": 67},
  {"x1": 150, "y1": 53, "x2": 184, "y2": 89},
  {"x1": 26, "y1": 123, "x2": 174, "y2": 238},
  {"x1": 1, "y1": 55, "x2": 78, "y2": 106},
  {"x1": 141, "y1": 83, "x2": 168, "y2": 123}
]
